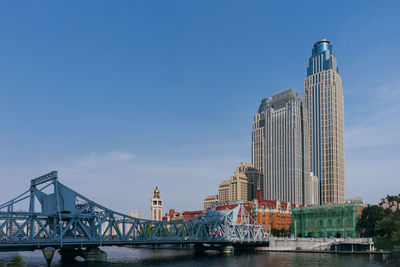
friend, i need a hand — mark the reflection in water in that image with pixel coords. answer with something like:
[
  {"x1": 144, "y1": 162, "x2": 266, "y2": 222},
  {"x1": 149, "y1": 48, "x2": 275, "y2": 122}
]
[{"x1": 0, "y1": 246, "x2": 398, "y2": 267}]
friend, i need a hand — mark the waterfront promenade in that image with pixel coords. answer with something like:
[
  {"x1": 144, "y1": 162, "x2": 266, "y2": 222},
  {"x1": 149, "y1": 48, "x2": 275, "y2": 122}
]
[{"x1": 263, "y1": 237, "x2": 375, "y2": 253}]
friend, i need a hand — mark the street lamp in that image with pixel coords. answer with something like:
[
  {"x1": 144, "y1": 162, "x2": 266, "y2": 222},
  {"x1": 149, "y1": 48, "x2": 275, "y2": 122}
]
[{"x1": 42, "y1": 247, "x2": 56, "y2": 266}]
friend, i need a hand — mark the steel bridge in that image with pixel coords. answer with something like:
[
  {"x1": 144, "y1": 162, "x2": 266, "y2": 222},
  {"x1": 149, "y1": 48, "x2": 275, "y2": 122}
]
[{"x1": 0, "y1": 171, "x2": 267, "y2": 262}]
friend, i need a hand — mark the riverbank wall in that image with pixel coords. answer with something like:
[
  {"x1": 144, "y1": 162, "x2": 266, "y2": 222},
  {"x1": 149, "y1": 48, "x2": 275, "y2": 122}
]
[{"x1": 259, "y1": 237, "x2": 376, "y2": 253}]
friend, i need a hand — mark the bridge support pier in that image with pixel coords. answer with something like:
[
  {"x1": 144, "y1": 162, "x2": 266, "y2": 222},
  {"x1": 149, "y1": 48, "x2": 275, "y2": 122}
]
[
  {"x1": 221, "y1": 245, "x2": 234, "y2": 254},
  {"x1": 59, "y1": 248, "x2": 84, "y2": 263},
  {"x1": 194, "y1": 244, "x2": 235, "y2": 255},
  {"x1": 193, "y1": 243, "x2": 206, "y2": 254},
  {"x1": 83, "y1": 247, "x2": 107, "y2": 262},
  {"x1": 59, "y1": 247, "x2": 107, "y2": 263}
]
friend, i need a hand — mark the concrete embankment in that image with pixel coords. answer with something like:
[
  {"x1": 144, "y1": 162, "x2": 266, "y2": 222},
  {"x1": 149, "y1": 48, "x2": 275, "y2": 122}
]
[{"x1": 258, "y1": 237, "x2": 380, "y2": 254}]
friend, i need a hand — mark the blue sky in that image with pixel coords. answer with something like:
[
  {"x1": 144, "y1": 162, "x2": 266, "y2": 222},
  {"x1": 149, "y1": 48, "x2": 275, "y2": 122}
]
[{"x1": 1, "y1": 1, "x2": 400, "y2": 217}]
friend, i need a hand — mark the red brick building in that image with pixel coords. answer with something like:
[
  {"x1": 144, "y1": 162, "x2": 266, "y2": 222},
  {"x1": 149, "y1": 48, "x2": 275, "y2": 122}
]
[
  {"x1": 162, "y1": 209, "x2": 183, "y2": 221},
  {"x1": 162, "y1": 209, "x2": 204, "y2": 222},
  {"x1": 163, "y1": 190, "x2": 299, "y2": 233},
  {"x1": 183, "y1": 210, "x2": 204, "y2": 220},
  {"x1": 252, "y1": 189, "x2": 299, "y2": 232}
]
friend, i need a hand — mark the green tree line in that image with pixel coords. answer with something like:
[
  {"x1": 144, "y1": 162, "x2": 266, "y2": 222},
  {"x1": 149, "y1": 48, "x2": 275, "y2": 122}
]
[{"x1": 357, "y1": 202, "x2": 400, "y2": 252}]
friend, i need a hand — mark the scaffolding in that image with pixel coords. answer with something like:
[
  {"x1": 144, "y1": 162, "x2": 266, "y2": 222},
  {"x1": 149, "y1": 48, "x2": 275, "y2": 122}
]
[{"x1": 291, "y1": 203, "x2": 363, "y2": 238}]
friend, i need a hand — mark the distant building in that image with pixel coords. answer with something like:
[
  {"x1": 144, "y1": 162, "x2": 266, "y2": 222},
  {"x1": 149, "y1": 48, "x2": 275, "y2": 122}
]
[
  {"x1": 346, "y1": 197, "x2": 364, "y2": 205},
  {"x1": 291, "y1": 203, "x2": 365, "y2": 238},
  {"x1": 8, "y1": 219, "x2": 28, "y2": 237},
  {"x1": 218, "y1": 180, "x2": 230, "y2": 202},
  {"x1": 252, "y1": 98, "x2": 269, "y2": 175},
  {"x1": 104, "y1": 219, "x2": 124, "y2": 236},
  {"x1": 103, "y1": 211, "x2": 142, "y2": 237},
  {"x1": 229, "y1": 167, "x2": 250, "y2": 202},
  {"x1": 162, "y1": 209, "x2": 203, "y2": 222},
  {"x1": 310, "y1": 173, "x2": 320, "y2": 205},
  {"x1": 217, "y1": 162, "x2": 263, "y2": 202},
  {"x1": 379, "y1": 195, "x2": 400, "y2": 211},
  {"x1": 203, "y1": 195, "x2": 218, "y2": 211},
  {"x1": 182, "y1": 210, "x2": 204, "y2": 220},
  {"x1": 243, "y1": 163, "x2": 264, "y2": 201},
  {"x1": 162, "y1": 209, "x2": 183, "y2": 221},
  {"x1": 129, "y1": 210, "x2": 142, "y2": 219},
  {"x1": 151, "y1": 186, "x2": 163, "y2": 221}
]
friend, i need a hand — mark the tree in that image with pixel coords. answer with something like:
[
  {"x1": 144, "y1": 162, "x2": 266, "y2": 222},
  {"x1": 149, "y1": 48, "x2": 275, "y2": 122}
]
[
  {"x1": 357, "y1": 205, "x2": 389, "y2": 237},
  {"x1": 386, "y1": 195, "x2": 400, "y2": 203},
  {"x1": 375, "y1": 217, "x2": 400, "y2": 239},
  {"x1": 271, "y1": 228, "x2": 290, "y2": 237},
  {"x1": 358, "y1": 204, "x2": 400, "y2": 251},
  {"x1": 391, "y1": 229, "x2": 400, "y2": 253}
]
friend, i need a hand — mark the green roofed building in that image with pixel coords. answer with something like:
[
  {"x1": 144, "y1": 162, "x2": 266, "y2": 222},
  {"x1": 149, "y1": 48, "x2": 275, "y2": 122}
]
[{"x1": 291, "y1": 203, "x2": 365, "y2": 238}]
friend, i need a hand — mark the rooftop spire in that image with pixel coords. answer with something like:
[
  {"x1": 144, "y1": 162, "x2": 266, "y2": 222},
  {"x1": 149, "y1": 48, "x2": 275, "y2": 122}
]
[
  {"x1": 313, "y1": 39, "x2": 331, "y2": 46},
  {"x1": 153, "y1": 186, "x2": 160, "y2": 198}
]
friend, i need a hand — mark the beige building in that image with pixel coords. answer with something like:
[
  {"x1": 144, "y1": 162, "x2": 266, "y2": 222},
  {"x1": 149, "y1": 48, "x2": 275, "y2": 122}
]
[
  {"x1": 304, "y1": 39, "x2": 345, "y2": 204},
  {"x1": 129, "y1": 210, "x2": 142, "y2": 219},
  {"x1": 252, "y1": 99, "x2": 268, "y2": 176},
  {"x1": 259, "y1": 89, "x2": 312, "y2": 206},
  {"x1": 310, "y1": 172, "x2": 320, "y2": 205},
  {"x1": 379, "y1": 195, "x2": 400, "y2": 211},
  {"x1": 103, "y1": 219, "x2": 124, "y2": 237},
  {"x1": 203, "y1": 195, "x2": 218, "y2": 210},
  {"x1": 151, "y1": 186, "x2": 163, "y2": 221},
  {"x1": 346, "y1": 197, "x2": 365, "y2": 205},
  {"x1": 230, "y1": 173, "x2": 250, "y2": 202},
  {"x1": 240, "y1": 162, "x2": 264, "y2": 200},
  {"x1": 218, "y1": 180, "x2": 231, "y2": 202},
  {"x1": 217, "y1": 162, "x2": 263, "y2": 203}
]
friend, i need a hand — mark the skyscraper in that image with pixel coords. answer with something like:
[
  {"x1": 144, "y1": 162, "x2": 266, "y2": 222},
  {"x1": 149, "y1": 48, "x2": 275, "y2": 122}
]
[
  {"x1": 304, "y1": 39, "x2": 345, "y2": 204},
  {"x1": 254, "y1": 89, "x2": 311, "y2": 205},
  {"x1": 252, "y1": 98, "x2": 269, "y2": 176}
]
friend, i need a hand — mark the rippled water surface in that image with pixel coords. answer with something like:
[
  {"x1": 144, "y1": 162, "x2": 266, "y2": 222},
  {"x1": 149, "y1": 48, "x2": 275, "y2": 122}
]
[{"x1": 0, "y1": 246, "x2": 398, "y2": 267}]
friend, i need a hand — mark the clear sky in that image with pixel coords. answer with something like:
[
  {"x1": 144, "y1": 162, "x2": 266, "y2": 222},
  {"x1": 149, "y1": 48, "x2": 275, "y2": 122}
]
[{"x1": 1, "y1": 1, "x2": 400, "y2": 218}]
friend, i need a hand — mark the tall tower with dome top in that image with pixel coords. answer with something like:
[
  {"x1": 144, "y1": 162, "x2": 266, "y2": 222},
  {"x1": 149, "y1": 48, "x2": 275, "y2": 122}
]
[
  {"x1": 304, "y1": 39, "x2": 345, "y2": 204},
  {"x1": 151, "y1": 186, "x2": 163, "y2": 221}
]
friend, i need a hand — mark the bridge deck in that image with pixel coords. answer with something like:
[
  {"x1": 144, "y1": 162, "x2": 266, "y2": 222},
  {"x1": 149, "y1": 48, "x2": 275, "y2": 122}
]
[
  {"x1": 0, "y1": 172, "x2": 267, "y2": 253},
  {"x1": 0, "y1": 239, "x2": 269, "y2": 252}
]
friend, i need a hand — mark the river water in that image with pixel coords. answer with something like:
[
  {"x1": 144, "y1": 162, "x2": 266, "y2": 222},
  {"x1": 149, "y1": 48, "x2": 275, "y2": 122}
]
[{"x1": 0, "y1": 246, "x2": 398, "y2": 266}]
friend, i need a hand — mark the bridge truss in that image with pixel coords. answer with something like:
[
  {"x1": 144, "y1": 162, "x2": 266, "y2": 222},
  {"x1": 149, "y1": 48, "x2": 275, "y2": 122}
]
[{"x1": 0, "y1": 171, "x2": 266, "y2": 252}]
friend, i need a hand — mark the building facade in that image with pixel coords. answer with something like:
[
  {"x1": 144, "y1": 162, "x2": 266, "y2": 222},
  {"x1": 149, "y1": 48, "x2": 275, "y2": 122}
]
[
  {"x1": 379, "y1": 195, "x2": 400, "y2": 211},
  {"x1": 163, "y1": 209, "x2": 183, "y2": 221},
  {"x1": 243, "y1": 162, "x2": 264, "y2": 201},
  {"x1": 203, "y1": 195, "x2": 218, "y2": 211},
  {"x1": 218, "y1": 180, "x2": 231, "y2": 202},
  {"x1": 218, "y1": 174, "x2": 250, "y2": 203},
  {"x1": 162, "y1": 209, "x2": 204, "y2": 222},
  {"x1": 291, "y1": 203, "x2": 364, "y2": 238},
  {"x1": 151, "y1": 186, "x2": 163, "y2": 221},
  {"x1": 217, "y1": 162, "x2": 263, "y2": 203},
  {"x1": 129, "y1": 210, "x2": 142, "y2": 219},
  {"x1": 346, "y1": 197, "x2": 364, "y2": 205},
  {"x1": 310, "y1": 173, "x2": 320, "y2": 205},
  {"x1": 252, "y1": 98, "x2": 269, "y2": 177},
  {"x1": 261, "y1": 89, "x2": 311, "y2": 205},
  {"x1": 304, "y1": 39, "x2": 345, "y2": 204},
  {"x1": 253, "y1": 190, "x2": 297, "y2": 233}
]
